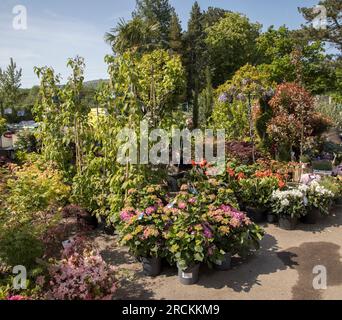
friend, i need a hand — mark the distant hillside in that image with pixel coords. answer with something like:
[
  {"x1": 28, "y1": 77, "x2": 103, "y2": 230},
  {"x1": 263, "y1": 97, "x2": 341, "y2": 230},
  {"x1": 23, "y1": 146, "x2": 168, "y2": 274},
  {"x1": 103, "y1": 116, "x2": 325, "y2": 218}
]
[{"x1": 83, "y1": 79, "x2": 109, "y2": 89}]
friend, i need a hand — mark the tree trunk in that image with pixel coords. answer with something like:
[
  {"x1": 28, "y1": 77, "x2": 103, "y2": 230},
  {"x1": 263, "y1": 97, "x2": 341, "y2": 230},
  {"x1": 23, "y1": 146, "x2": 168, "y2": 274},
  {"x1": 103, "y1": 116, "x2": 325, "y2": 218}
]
[
  {"x1": 248, "y1": 94, "x2": 255, "y2": 163},
  {"x1": 193, "y1": 79, "x2": 199, "y2": 128}
]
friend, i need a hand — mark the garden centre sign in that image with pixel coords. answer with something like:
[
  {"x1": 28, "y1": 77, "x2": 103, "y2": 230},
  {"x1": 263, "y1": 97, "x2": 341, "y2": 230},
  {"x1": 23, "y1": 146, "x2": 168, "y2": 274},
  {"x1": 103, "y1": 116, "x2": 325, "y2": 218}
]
[{"x1": 116, "y1": 121, "x2": 226, "y2": 176}]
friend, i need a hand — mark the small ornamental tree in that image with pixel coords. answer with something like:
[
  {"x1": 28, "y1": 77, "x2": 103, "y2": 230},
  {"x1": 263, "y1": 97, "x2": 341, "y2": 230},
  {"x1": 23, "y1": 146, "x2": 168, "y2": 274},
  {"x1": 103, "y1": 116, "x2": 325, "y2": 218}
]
[
  {"x1": 34, "y1": 57, "x2": 91, "y2": 178},
  {"x1": 136, "y1": 49, "x2": 185, "y2": 126},
  {"x1": 213, "y1": 64, "x2": 273, "y2": 162},
  {"x1": 267, "y1": 83, "x2": 321, "y2": 160}
]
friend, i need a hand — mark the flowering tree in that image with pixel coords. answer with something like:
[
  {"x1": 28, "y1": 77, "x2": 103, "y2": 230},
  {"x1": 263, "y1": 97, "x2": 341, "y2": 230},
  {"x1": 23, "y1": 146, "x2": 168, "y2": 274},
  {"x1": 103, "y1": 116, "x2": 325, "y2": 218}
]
[
  {"x1": 267, "y1": 83, "x2": 317, "y2": 160},
  {"x1": 213, "y1": 64, "x2": 273, "y2": 162}
]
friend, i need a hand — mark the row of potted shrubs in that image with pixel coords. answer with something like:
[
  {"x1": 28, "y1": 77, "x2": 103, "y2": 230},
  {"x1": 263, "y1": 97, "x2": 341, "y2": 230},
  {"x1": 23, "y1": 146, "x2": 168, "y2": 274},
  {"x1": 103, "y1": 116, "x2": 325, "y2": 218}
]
[
  {"x1": 116, "y1": 183, "x2": 264, "y2": 285},
  {"x1": 270, "y1": 180, "x2": 337, "y2": 230},
  {"x1": 114, "y1": 162, "x2": 341, "y2": 285}
]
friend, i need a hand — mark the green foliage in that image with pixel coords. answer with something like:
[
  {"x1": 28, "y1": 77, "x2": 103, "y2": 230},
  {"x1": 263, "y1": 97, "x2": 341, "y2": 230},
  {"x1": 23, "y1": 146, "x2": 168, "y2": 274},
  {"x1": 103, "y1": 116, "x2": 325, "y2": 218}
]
[
  {"x1": 0, "y1": 58, "x2": 22, "y2": 118},
  {"x1": 134, "y1": 0, "x2": 174, "y2": 47},
  {"x1": 198, "y1": 67, "x2": 214, "y2": 127},
  {"x1": 72, "y1": 52, "x2": 178, "y2": 221},
  {"x1": 34, "y1": 66, "x2": 73, "y2": 176},
  {"x1": 238, "y1": 176, "x2": 280, "y2": 209},
  {"x1": 315, "y1": 98, "x2": 342, "y2": 130},
  {"x1": 105, "y1": 17, "x2": 160, "y2": 55},
  {"x1": 184, "y1": 1, "x2": 206, "y2": 128},
  {"x1": 257, "y1": 26, "x2": 337, "y2": 94},
  {"x1": 169, "y1": 11, "x2": 183, "y2": 55},
  {"x1": 202, "y1": 7, "x2": 229, "y2": 29},
  {"x1": 212, "y1": 64, "x2": 273, "y2": 141},
  {"x1": 256, "y1": 96, "x2": 273, "y2": 149},
  {"x1": 205, "y1": 12, "x2": 261, "y2": 87},
  {"x1": 312, "y1": 160, "x2": 333, "y2": 171},
  {"x1": 299, "y1": 0, "x2": 342, "y2": 51},
  {"x1": 0, "y1": 161, "x2": 69, "y2": 268},
  {"x1": 212, "y1": 99, "x2": 249, "y2": 140},
  {"x1": 34, "y1": 56, "x2": 91, "y2": 178},
  {"x1": 320, "y1": 176, "x2": 342, "y2": 199},
  {"x1": 5, "y1": 161, "x2": 70, "y2": 216},
  {"x1": 136, "y1": 49, "x2": 185, "y2": 125},
  {"x1": 0, "y1": 117, "x2": 7, "y2": 136},
  {"x1": 15, "y1": 129, "x2": 38, "y2": 153}
]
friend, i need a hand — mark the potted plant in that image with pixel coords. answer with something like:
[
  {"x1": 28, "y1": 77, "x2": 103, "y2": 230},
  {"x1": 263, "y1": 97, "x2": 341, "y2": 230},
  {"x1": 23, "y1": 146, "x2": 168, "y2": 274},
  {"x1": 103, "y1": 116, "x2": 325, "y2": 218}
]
[
  {"x1": 117, "y1": 186, "x2": 168, "y2": 277},
  {"x1": 319, "y1": 176, "x2": 342, "y2": 206},
  {"x1": 271, "y1": 188, "x2": 306, "y2": 230},
  {"x1": 165, "y1": 197, "x2": 222, "y2": 285},
  {"x1": 238, "y1": 176, "x2": 282, "y2": 223},
  {"x1": 303, "y1": 181, "x2": 334, "y2": 224},
  {"x1": 203, "y1": 204, "x2": 264, "y2": 270},
  {"x1": 119, "y1": 206, "x2": 165, "y2": 276}
]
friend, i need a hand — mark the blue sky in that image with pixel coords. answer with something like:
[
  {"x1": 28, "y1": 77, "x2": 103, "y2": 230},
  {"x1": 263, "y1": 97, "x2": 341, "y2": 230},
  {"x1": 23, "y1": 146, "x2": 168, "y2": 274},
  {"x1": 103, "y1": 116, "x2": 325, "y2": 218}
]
[{"x1": 0, "y1": 0, "x2": 319, "y2": 88}]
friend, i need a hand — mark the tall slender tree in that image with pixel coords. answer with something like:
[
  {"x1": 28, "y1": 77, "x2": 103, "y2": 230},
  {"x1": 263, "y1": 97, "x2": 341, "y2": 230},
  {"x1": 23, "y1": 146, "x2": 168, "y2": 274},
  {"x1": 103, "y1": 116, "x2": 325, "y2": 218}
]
[
  {"x1": 169, "y1": 11, "x2": 183, "y2": 55},
  {"x1": 184, "y1": 1, "x2": 206, "y2": 128},
  {"x1": 202, "y1": 7, "x2": 229, "y2": 28},
  {"x1": 0, "y1": 58, "x2": 22, "y2": 117}
]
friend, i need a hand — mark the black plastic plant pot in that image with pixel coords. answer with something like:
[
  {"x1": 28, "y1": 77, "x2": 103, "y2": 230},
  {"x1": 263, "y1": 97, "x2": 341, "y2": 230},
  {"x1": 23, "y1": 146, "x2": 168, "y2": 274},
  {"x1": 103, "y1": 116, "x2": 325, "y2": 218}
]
[
  {"x1": 267, "y1": 213, "x2": 278, "y2": 224},
  {"x1": 278, "y1": 216, "x2": 298, "y2": 230},
  {"x1": 141, "y1": 257, "x2": 162, "y2": 277},
  {"x1": 300, "y1": 208, "x2": 320, "y2": 225},
  {"x1": 214, "y1": 253, "x2": 232, "y2": 271},
  {"x1": 177, "y1": 264, "x2": 200, "y2": 285},
  {"x1": 246, "y1": 207, "x2": 266, "y2": 223},
  {"x1": 335, "y1": 198, "x2": 342, "y2": 206}
]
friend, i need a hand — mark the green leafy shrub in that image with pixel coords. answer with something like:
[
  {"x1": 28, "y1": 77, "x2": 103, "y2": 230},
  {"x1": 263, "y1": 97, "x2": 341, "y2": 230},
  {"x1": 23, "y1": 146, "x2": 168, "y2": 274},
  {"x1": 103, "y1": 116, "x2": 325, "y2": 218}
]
[
  {"x1": 312, "y1": 160, "x2": 333, "y2": 171},
  {"x1": 0, "y1": 160, "x2": 70, "y2": 268},
  {"x1": 319, "y1": 176, "x2": 342, "y2": 199},
  {"x1": 0, "y1": 117, "x2": 7, "y2": 136}
]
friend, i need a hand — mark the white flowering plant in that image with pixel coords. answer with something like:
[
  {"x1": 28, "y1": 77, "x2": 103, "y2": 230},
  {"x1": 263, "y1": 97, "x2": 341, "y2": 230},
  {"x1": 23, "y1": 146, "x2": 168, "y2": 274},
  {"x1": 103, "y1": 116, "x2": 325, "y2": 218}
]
[
  {"x1": 271, "y1": 189, "x2": 306, "y2": 218},
  {"x1": 306, "y1": 181, "x2": 334, "y2": 216}
]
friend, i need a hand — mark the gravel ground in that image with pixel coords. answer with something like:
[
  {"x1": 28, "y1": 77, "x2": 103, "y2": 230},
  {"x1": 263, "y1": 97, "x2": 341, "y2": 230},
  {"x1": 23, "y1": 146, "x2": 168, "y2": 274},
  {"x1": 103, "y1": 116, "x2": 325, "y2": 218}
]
[{"x1": 93, "y1": 206, "x2": 342, "y2": 300}]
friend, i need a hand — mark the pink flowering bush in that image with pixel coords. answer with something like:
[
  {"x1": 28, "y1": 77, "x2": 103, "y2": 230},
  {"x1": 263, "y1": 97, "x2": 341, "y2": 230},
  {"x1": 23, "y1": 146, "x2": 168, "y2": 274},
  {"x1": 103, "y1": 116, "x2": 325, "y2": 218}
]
[
  {"x1": 7, "y1": 295, "x2": 30, "y2": 300},
  {"x1": 203, "y1": 205, "x2": 264, "y2": 257},
  {"x1": 46, "y1": 237, "x2": 116, "y2": 300},
  {"x1": 117, "y1": 182, "x2": 264, "y2": 269},
  {"x1": 117, "y1": 185, "x2": 172, "y2": 259},
  {"x1": 164, "y1": 199, "x2": 224, "y2": 270}
]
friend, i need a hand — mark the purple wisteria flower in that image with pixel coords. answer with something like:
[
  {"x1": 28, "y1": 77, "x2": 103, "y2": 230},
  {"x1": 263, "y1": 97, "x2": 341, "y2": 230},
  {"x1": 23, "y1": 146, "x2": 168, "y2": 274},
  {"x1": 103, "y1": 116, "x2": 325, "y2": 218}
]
[{"x1": 218, "y1": 92, "x2": 228, "y2": 103}]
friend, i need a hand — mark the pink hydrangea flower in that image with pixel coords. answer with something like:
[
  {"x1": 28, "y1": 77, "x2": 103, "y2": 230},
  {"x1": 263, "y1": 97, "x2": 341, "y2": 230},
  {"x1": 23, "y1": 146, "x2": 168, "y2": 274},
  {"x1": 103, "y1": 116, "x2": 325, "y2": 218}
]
[
  {"x1": 145, "y1": 206, "x2": 156, "y2": 215},
  {"x1": 7, "y1": 295, "x2": 29, "y2": 300},
  {"x1": 178, "y1": 202, "x2": 187, "y2": 210}
]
